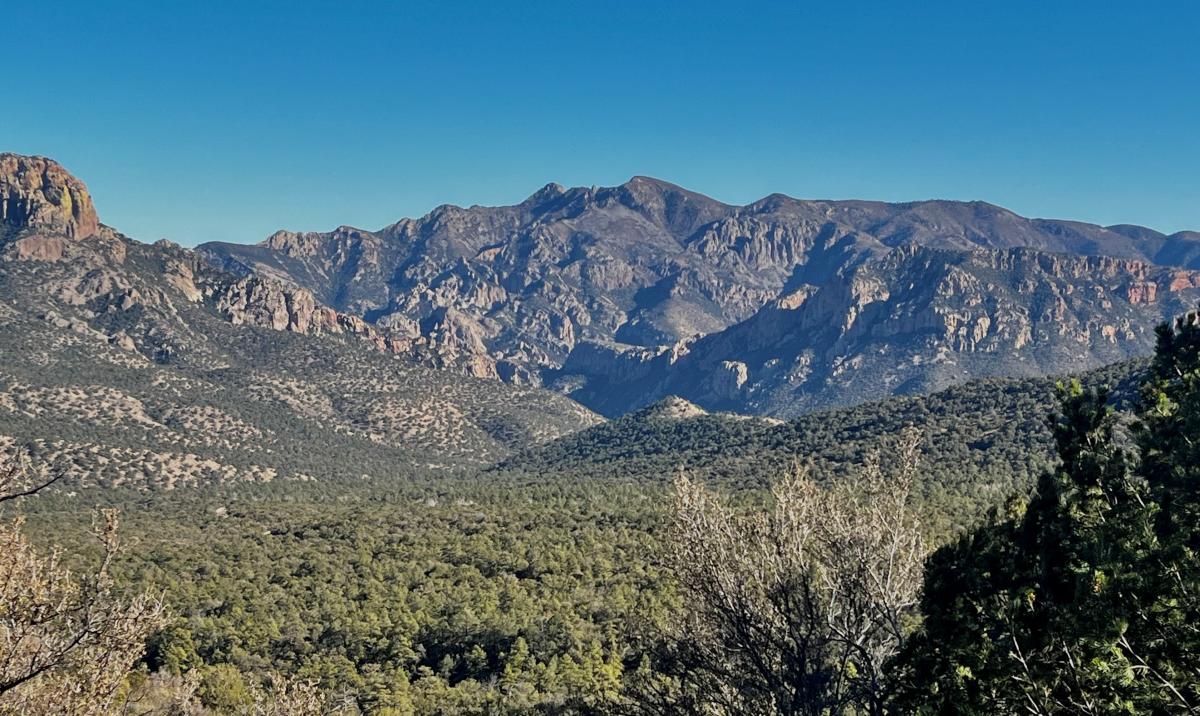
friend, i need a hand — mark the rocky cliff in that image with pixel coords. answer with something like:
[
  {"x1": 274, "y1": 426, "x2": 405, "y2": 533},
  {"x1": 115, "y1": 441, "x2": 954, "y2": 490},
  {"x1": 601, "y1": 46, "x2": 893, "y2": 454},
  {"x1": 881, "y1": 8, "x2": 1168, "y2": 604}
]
[
  {"x1": 555, "y1": 246, "x2": 1200, "y2": 416},
  {"x1": 0, "y1": 154, "x2": 99, "y2": 240}
]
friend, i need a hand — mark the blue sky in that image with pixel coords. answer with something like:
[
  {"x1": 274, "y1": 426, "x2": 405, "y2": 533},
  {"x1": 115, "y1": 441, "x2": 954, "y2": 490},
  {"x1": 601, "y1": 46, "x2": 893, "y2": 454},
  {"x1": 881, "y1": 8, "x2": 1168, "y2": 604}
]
[{"x1": 7, "y1": 1, "x2": 1199, "y2": 245}]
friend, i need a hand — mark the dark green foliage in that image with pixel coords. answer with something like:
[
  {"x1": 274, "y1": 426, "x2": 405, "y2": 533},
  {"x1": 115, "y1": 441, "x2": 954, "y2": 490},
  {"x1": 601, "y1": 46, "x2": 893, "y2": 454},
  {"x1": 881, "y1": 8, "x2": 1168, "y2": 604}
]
[
  {"x1": 1131, "y1": 313, "x2": 1200, "y2": 702},
  {"x1": 20, "y1": 477, "x2": 670, "y2": 714},
  {"x1": 497, "y1": 362, "x2": 1144, "y2": 531},
  {"x1": 895, "y1": 382, "x2": 1152, "y2": 713},
  {"x1": 8, "y1": 355, "x2": 1153, "y2": 714},
  {"x1": 897, "y1": 311, "x2": 1200, "y2": 713},
  {"x1": 198, "y1": 664, "x2": 255, "y2": 712},
  {"x1": 11, "y1": 267, "x2": 1194, "y2": 715}
]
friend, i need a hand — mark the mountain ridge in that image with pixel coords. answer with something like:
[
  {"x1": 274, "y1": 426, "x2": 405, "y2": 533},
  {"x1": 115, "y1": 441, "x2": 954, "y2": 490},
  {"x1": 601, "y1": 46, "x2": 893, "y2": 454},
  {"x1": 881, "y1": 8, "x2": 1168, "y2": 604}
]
[
  {"x1": 200, "y1": 176, "x2": 1200, "y2": 416},
  {"x1": 225, "y1": 175, "x2": 1196, "y2": 255},
  {"x1": 0, "y1": 153, "x2": 601, "y2": 487}
]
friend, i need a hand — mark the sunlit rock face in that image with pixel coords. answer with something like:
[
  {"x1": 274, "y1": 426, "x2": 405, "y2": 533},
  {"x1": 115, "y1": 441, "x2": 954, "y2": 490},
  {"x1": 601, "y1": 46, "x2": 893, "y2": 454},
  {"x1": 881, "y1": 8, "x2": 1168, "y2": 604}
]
[{"x1": 0, "y1": 154, "x2": 100, "y2": 240}]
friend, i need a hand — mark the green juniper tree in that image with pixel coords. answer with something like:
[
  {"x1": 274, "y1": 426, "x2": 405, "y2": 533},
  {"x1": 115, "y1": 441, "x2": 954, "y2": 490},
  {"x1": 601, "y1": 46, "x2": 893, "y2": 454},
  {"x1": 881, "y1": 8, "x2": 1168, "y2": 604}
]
[
  {"x1": 895, "y1": 309, "x2": 1200, "y2": 713},
  {"x1": 1128, "y1": 313, "x2": 1200, "y2": 706},
  {"x1": 894, "y1": 380, "x2": 1153, "y2": 714}
]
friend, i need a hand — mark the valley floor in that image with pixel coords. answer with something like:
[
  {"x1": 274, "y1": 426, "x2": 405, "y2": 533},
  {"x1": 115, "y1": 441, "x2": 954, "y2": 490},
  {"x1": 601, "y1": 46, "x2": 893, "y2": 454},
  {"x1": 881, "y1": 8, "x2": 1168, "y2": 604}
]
[{"x1": 18, "y1": 476, "x2": 671, "y2": 714}]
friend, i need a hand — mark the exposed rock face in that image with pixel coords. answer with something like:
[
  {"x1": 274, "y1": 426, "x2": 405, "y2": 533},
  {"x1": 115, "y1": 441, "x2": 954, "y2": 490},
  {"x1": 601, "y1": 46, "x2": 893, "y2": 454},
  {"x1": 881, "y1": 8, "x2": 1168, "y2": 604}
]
[
  {"x1": 207, "y1": 275, "x2": 498, "y2": 366},
  {"x1": 559, "y1": 246, "x2": 1200, "y2": 416},
  {"x1": 216, "y1": 277, "x2": 343, "y2": 333},
  {"x1": 0, "y1": 154, "x2": 436, "y2": 366},
  {"x1": 11, "y1": 234, "x2": 72, "y2": 261},
  {"x1": 712, "y1": 361, "x2": 749, "y2": 399},
  {"x1": 200, "y1": 178, "x2": 783, "y2": 384},
  {"x1": 200, "y1": 176, "x2": 1200, "y2": 417},
  {"x1": 0, "y1": 154, "x2": 99, "y2": 240},
  {"x1": 5, "y1": 152, "x2": 1195, "y2": 421}
]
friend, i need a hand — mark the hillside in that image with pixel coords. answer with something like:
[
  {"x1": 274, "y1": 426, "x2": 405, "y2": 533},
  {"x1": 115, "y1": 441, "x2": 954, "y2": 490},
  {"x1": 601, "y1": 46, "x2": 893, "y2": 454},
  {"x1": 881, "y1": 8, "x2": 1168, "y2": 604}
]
[
  {"x1": 563, "y1": 246, "x2": 1197, "y2": 416},
  {"x1": 0, "y1": 154, "x2": 600, "y2": 487},
  {"x1": 492, "y1": 360, "x2": 1144, "y2": 526},
  {"x1": 200, "y1": 177, "x2": 1200, "y2": 416}
]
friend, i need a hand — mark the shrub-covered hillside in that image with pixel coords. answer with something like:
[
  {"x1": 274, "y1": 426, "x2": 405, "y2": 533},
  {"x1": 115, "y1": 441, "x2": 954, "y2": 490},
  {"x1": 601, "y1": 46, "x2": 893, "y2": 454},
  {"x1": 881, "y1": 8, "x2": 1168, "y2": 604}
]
[{"x1": 495, "y1": 360, "x2": 1144, "y2": 527}]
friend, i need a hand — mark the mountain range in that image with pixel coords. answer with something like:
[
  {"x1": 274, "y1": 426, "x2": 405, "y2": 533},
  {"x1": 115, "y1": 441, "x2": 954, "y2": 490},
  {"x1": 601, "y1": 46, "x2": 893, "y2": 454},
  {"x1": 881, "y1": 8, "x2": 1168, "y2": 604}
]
[
  {"x1": 4, "y1": 151, "x2": 1198, "y2": 491},
  {"x1": 201, "y1": 174, "x2": 1200, "y2": 416}
]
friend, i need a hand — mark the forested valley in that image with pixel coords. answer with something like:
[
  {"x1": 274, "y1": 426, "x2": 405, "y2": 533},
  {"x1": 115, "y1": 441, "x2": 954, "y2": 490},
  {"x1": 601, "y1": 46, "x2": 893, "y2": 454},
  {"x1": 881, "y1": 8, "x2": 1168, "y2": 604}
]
[{"x1": 4, "y1": 309, "x2": 1200, "y2": 714}]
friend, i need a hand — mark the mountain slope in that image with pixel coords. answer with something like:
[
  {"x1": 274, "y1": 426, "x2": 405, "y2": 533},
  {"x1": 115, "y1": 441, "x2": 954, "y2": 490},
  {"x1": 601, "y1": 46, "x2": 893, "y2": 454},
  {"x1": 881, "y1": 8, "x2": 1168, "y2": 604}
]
[
  {"x1": 201, "y1": 177, "x2": 1200, "y2": 416},
  {"x1": 559, "y1": 246, "x2": 1200, "y2": 416},
  {"x1": 0, "y1": 153, "x2": 600, "y2": 487},
  {"x1": 492, "y1": 360, "x2": 1144, "y2": 527}
]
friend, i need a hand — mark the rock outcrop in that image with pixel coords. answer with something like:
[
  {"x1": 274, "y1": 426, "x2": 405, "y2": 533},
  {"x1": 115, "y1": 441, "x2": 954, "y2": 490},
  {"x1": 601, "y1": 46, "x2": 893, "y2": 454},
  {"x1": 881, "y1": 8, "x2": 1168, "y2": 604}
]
[
  {"x1": 7, "y1": 152, "x2": 1197, "y2": 421},
  {"x1": 0, "y1": 154, "x2": 100, "y2": 240},
  {"x1": 560, "y1": 246, "x2": 1200, "y2": 416}
]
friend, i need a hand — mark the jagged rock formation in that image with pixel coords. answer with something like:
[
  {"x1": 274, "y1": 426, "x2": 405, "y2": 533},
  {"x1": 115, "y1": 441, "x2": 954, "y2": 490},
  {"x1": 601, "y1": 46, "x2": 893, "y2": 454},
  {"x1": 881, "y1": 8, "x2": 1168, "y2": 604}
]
[
  {"x1": 560, "y1": 246, "x2": 1200, "y2": 416},
  {"x1": 0, "y1": 154, "x2": 99, "y2": 240},
  {"x1": 0, "y1": 154, "x2": 468, "y2": 366},
  {"x1": 202, "y1": 178, "x2": 773, "y2": 383},
  {"x1": 0, "y1": 154, "x2": 600, "y2": 485},
  {"x1": 201, "y1": 177, "x2": 1200, "y2": 417}
]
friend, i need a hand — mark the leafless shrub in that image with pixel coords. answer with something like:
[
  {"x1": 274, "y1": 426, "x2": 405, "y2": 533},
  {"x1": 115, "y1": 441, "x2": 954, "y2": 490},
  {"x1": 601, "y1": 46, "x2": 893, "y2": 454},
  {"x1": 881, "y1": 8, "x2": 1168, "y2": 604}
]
[
  {"x1": 0, "y1": 447, "x2": 63, "y2": 505},
  {"x1": 0, "y1": 450, "x2": 167, "y2": 715},
  {"x1": 634, "y1": 433, "x2": 925, "y2": 715}
]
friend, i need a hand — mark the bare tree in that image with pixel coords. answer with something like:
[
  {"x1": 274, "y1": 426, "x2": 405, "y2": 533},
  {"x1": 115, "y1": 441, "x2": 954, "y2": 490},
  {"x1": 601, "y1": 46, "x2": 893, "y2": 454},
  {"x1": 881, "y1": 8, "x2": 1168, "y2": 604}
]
[
  {"x1": 0, "y1": 447, "x2": 63, "y2": 505},
  {"x1": 0, "y1": 448, "x2": 168, "y2": 715},
  {"x1": 246, "y1": 674, "x2": 330, "y2": 716},
  {"x1": 631, "y1": 434, "x2": 925, "y2": 715}
]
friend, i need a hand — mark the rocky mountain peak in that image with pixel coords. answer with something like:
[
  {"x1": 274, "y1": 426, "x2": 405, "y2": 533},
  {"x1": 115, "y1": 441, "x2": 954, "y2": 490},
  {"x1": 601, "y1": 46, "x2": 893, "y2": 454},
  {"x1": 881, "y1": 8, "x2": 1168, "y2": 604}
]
[
  {"x1": 198, "y1": 174, "x2": 1200, "y2": 418},
  {"x1": 524, "y1": 182, "x2": 567, "y2": 204},
  {"x1": 599, "y1": 175, "x2": 731, "y2": 237},
  {"x1": 622, "y1": 175, "x2": 678, "y2": 191},
  {"x1": 0, "y1": 153, "x2": 100, "y2": 240},
  {"x1": 260, "y1": 227, "x2": 371, "y2": 257},
  {"x1": 615, "y1": 175, "x2": 722, "y2": 206}
]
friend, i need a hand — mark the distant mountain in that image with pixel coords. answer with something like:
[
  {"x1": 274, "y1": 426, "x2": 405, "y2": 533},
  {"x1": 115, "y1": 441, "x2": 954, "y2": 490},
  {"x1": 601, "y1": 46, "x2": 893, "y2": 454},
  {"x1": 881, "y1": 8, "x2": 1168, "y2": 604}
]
[
  {"x1": 0, "y1": 153, "x2": 599, "y2": 487},
  {"x1": 562, "y1": 245, "x2": 1200, "y2": 416},
  {"x1": 201, "y1": 177, "x2": 1200, "y2": 416}
]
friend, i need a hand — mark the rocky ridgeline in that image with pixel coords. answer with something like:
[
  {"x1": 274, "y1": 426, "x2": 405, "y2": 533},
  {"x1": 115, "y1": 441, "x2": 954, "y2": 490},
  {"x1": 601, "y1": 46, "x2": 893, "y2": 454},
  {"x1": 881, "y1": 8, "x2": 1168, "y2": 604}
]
[
  {"x1": 0, "y1": 154, "x2": 456, "y2": 366},
  {"x1": 7, "y1": 153, "x2": 1200, "y2": 419},
  {"x1": 202, "y1": 176, "x2": 1200, "y2": 417},
  {"x1": 214, "y1": 276, "x2": 388, "y2": 346},
  {"x1": 561, "y1": 245, "x2": 1200, "y2": 416},
  {"x1": 200, "y1": 178, "x2": 804, "y2": 386},
  {"x1": 395, "y1": 239, "x2": 1200, "y2": 417}
]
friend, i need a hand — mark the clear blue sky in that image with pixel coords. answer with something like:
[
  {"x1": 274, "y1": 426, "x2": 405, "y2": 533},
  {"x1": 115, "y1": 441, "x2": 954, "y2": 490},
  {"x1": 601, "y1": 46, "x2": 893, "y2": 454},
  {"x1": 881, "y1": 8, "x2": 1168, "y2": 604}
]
[{"x1": 7, "y1": 1, "x2": 1199, "y2": 245}]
